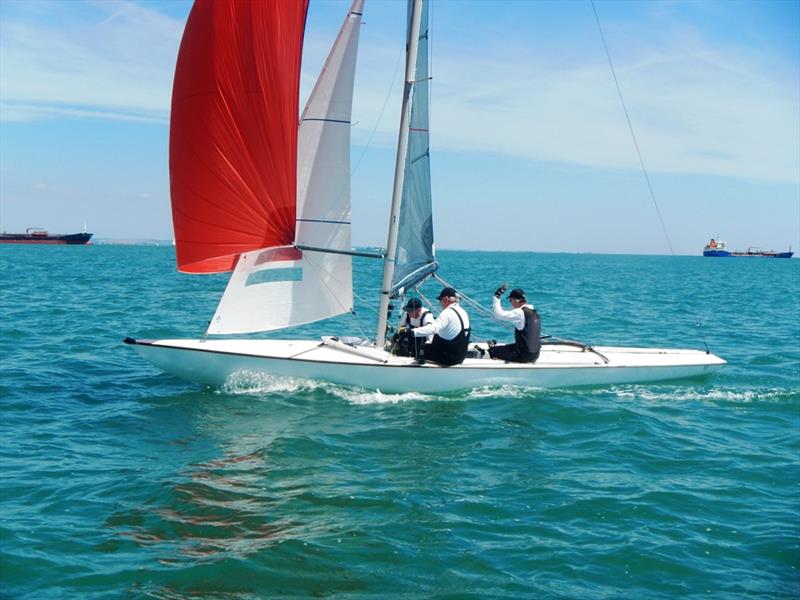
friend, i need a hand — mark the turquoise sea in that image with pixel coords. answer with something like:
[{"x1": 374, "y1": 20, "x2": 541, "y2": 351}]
[{"x1": 1, "y1": 245, "x2": 798, "y2": 598}]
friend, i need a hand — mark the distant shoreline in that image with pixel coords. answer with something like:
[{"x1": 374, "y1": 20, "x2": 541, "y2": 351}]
[
  {"x1": 92, "y1": 239, "x2": 173, "y2": 246},
  {"x1": 57, "y1": 242, "x2": 797, "y2": 257}
]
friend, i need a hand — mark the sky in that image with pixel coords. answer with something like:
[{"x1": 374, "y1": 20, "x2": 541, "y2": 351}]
[{"x1": 1, "y1": 0, "x2": 798, "y2": 255}]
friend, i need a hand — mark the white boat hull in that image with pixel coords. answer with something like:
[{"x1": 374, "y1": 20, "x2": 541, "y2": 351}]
[{"x1": 125, "y1": 337, "x2": 726, "y2": 394}]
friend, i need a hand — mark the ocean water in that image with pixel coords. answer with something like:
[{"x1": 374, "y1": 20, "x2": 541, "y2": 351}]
[{"x1": 1, "y1": 245, "x2": 798, "y2": 599}]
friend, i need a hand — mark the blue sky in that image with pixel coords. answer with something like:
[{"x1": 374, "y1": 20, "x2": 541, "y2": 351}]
[{"x1": 1, "y1": 0, "x2": 798, "y2": 255}]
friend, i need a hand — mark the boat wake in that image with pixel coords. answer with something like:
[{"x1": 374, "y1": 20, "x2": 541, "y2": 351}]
[
  {"x1": 219, "y1": 370, "x2": 447, "y2": 404},
  {"x1": 343, "y1": 389, "x2": 440, "y2": 405},
  {"x1": 220, "y1": 370, "x2": 331, "y2": 395},
  {"x1": 219, "y1": 369, "x2": 553, "y2": 404},
  {"x1": 466, "y1": 384, "x2": 547, "y2": 400},
  {"x1": 608, "y1": 385, "x2": 797, "y2": 404}
]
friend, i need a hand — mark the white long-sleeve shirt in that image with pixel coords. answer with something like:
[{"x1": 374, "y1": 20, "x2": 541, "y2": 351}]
[
  {"x1": 413, "y1": 303, "x2": 470, "y2": 341},
  {"x1": 492, "y1": 296, "x2": 534, "y2": 331}
]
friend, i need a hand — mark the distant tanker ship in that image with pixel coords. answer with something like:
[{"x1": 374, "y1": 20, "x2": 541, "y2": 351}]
[
  {"x1": 703, "y1": 238, "x2": 793, "y2": 258},
  {"x1": 0, "y1": 228, "x2": 93, "y2": 245}
]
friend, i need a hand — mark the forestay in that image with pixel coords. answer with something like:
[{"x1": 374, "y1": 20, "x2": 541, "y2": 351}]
[
  {"x1": 391, "y1": 0, "x2": 437, "y2": 294},
  {"x1": 206, "y1": 0, "x2": 364, "y2": 334}
]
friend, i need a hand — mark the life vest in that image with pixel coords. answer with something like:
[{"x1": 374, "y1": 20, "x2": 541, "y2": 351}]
[
  {"x1": 391, "y1": 310, "x2": 432, "y2": 357},
  {"x1": 404, "y1": 309, "x2": 430, "y2": 328},
  {"x1": 514, "y1": 306, "x2": 541, "y2": 360},
  {"x1": 429, "y1": 307, "x2": 471, "y2": 366}
]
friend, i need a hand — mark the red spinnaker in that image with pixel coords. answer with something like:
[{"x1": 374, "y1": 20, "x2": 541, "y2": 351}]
[{"x1": 169, "y1": 0, "x2": 309, "y2": 273}]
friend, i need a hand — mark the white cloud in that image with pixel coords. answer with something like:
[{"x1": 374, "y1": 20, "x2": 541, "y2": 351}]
[
  {"x1": 344, "y1": 4, "x2": 799, "y2": 185},
  {"x1": 2, "y1": 0, "x2": 797, "y2": 185},
  {"x1": 0, "y1": 0, "x2": 182, "y2": 122},
  {"x1": 423, "y1": 45, "x2": 799, "y2": 183},
  {"x1": 0, "y1": 102, "x2": 167, "y2": 123}
]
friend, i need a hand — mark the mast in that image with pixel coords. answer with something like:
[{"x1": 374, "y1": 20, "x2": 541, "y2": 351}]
[{"x1": 375, "y1": 0, "x2": 424, "y2": 347}]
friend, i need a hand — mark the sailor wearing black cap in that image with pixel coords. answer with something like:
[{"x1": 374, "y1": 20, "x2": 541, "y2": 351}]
[
  {"x1": 400, "y1": 297, "x2": 434, "y2": 333},
  {"x1": 391, "y1": 297, "x2": 435, "y2": 356},
  {"x1": 489, "y1": 286, "x2": 541, "y2": 363},
  {"x1": 412, "y1": 286, "x2": 471, "y2": 365}
]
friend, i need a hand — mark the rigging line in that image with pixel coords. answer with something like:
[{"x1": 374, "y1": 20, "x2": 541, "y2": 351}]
[
  {"x1": 591, "y1": 1, "x2": 710, "y2": 353},
  {"x1": 432, "y1": 273, "x2": 515, "y2": 333},
  {"x1": 301, "y1": 250, "x2": 380, "y2": 334},
  {"x1": 351, "y1": 42, "x2": 405, "y2": 179},
  {"x1": 300, "y1": 252, "x2": 372, "y2": 340},
  {"x1": 351, "y1": 287, "x2": 381, "y2": 318},
  {"x1": 416, "y1": 287, "x2": 436, "y2": 314},
  {"x1": 590, "y1": 0, "x2": 675, "y2": 257},
  {"x1": 397, "y1": 272, "x2": 437, "y2": 310}
]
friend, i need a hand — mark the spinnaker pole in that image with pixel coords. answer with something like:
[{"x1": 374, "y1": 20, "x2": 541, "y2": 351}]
[{"x1": 375, "y1": 0, "x2": 424, "y2": 347}]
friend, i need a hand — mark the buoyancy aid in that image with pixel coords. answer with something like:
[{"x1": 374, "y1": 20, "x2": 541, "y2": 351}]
[
  {"x1": 514, "y1": 306, "x2": 541, "y2": 360},
  {"x1": 404, "y1": 309, "x2": 430, "y2": 328},
  {"x1": 429, "y1": 307, "x2": 471, "y2": 366}
]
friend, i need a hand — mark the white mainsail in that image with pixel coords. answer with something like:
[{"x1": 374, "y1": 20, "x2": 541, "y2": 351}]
[{"x1": 207, "y1": 0, "x2": 363, "y2": 335}]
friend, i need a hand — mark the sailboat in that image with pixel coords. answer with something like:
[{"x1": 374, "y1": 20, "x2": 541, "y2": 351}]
[{"x1": 125, "y1": 0, "x2": 725, "y2": 394}]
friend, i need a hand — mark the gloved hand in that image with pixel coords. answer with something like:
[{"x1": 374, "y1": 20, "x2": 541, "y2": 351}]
[
  {"x1": 494, "y1": 283, "x2": 507, "y2": 298},
  {"x1": 398, "y1": 326, "x2": 407, "y2": 334}
]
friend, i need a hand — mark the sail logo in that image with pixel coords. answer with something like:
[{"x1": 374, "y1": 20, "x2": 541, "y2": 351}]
[
  {"x1": 244, "y1": 247, "x2": 303, "y2": 286},
  {"x1": 245, "y1": 267, "x2": 303, "y2": 286}
]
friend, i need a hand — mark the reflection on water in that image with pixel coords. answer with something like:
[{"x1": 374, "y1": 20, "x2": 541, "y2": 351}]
[
  {"x1": 109, "y1": 449, "x2": 295, "y2": 565},
  {"x1": 104, "y1": 396, "x2": 314, "y2": 570}
]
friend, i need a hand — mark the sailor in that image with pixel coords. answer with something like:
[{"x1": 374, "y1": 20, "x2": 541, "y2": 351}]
[
  {"x1": 411, "y1": 286, "x2": 471, "y2": 366},
  {"x1": 391, "y1": 297, "x2": 434, "y2": 357},
  {"x1": 401, "y1": 298, "x2": 433, "y2": 330},
  {"x1": 488, "y1": 286, "x2": 541, "y2": 363}
]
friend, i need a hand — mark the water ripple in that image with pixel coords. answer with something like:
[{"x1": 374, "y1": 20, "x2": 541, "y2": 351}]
[{"x1": 1, "y1": 247, "x2": 798, "y2": 598}]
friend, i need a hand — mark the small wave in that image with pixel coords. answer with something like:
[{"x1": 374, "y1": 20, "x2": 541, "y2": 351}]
[
  {"x1": 610, "y1": 386, "x2": 798, "y2": 404},
  {"x1": 221, "y1": 371, "x2": 444, "y2": 405},
  {"x1": 220, "y1": 371, "x2": 332, "y2": 395},
  {"x1": 466, "y1": 384, "x2": 546, "y2": 399},
  {"x1": 338, "y1": 388, "x2": 442, "y2": 405},
  {"x1": 333, "y1": 382, "x2": 552, "y2": 404},
  {"x1": 219, "y1": 370, "x2": 544, "y2": 405}
]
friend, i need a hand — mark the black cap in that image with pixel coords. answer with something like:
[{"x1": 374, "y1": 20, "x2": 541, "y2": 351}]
[
  {"x1": 404, "y1": 297, "x2": 422, "y2": 311},
  {"x1": 508, "y1": 288, "x2": 526, "y2": 300},
  {"x1": 436, "y1": 286, "x2": 458, "y2": 300}
]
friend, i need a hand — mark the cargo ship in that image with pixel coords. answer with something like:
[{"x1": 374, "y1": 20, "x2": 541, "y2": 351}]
[
  {"x1": 703, "y1": 239, "x2": 793, "y2": 258},
  {"x1": 0, "y1": 228, "x2": 93, "y2": 245}
]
